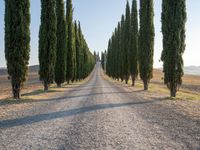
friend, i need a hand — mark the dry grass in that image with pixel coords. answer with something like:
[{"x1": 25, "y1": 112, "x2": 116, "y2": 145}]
[
  {"x1": 152, "y1": 69, "x2": 200, "y2": 100},
  {"x1": 0, "y1": 70, "x2": 92, "y2": 103},
  {"x1": 154, "y1": 69, "x2": 200, "y2": 82},
  {"x1": 103, "y1": 69, "x2": 200, "y2": 101}
]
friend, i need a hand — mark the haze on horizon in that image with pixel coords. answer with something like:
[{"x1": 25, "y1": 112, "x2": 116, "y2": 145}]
[{"x1": 0, "y1": 0, "x2": 199, "y2": 68}]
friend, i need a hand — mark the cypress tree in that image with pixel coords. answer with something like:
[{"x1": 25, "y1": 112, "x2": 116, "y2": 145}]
[
  {"x1": 101, "y1": 52, "x2": 104, "y2": 70},
  {"x1": 130, "y1": 0, "x2": 139, "y2": 86},
  {"x1": 70, "y1": 20, "x2": 95, "y2": 79},
  {"x1": 120, "y1": 15, "x2": 125, "y2": 82},
  {"x1": 4, "y1": 0, "x2": 30, "y2": 99},
  {"x1": 114, "y1": 27, "x2": 120, "y2": 80},
  {"x1": 111, "y1": 33, "x2": 116, "y2": 78},
  {"x1": 106, "y1": 40, "x2": 111, "y2": 77},
  {"x1": 101, "y1": 50, "x2": 107, "y2": 71},
  {"x1": 74, "y1": 21, "x2": 80, "y2": 80},
  {"x1": 139, "y1": 0, "x2": 155, "y2": 90},
  {"x1": 124, "y1": 1, "x2": 131, "y2": 84},
  {"x1": 116, "y1": 23, "x2": 121, "y2": 80},
  {"x1": 39, "y1": 0, "x2": 57, "y2": 91},
  {"x1": 78, "y1": 22, "x2": 84, "y2": 79},
  {"x1": 72, "y1": 22, "x2": 77, "y2": 82},
  {"x1": 55, "y1": 0, "x2": 67, "y2": 87},
  {"x1": 104, "y1": 50, "x2": 107, "y2": 72},
  {"x1": 161, "y1": 0, "x2": 187, "y2": 97},
  {"x1": 82, "y1": 40, "x2": 88, "y2": 78},
  {"x1": 66, "y1": 0, "x2": 74, "y2": 83}
]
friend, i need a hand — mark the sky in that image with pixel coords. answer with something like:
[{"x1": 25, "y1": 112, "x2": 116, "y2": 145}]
[{"x1": 0, "y1": 0, "x2": 200, "y2": 68}]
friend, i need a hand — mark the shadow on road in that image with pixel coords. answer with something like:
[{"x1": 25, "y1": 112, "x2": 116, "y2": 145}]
[
  {"x1": 0, "y1": 99, "x2": 164, "y2": 129},
  {"x1": 0, "y1": 89, "x2": 137, "y2": 107}
]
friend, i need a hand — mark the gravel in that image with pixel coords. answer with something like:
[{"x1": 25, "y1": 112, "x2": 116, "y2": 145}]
[{"x1": 0, "y1": 64, "x2": 199, "y2": 150}]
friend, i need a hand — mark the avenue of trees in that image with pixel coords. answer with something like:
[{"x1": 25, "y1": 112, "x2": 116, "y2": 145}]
[
  {"x1": 103, "y1": 0, "x2": 187, "y2": 97},
  {"x1": 4, "y1": 0, "x2": 95, "y2": 99},
  {"x1": 3, "y1": 0, "x2": 187, "y2": 98}
]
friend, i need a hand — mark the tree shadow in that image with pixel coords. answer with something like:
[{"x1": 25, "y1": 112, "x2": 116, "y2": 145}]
[
  {"x1": 0, "y1": 90, "x2": 133, "y2": 107},
  {"x1": 0, "y1": 89, "x2": 61, "y2": 106},
  {"x1": 0, "y1": 99, "x2": 164, "y2": 129},
  {"x1": 0, "y1": 99, "x2": 31, "y2": 106},
  {"x1": 22, "y1": 89, "x2": 60, "y2": 97},
  {"x1": 131, "y1": 89, "x2": 146, "y2": 93}
]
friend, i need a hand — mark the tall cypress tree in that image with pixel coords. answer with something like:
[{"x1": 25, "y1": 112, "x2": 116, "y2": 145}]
[
  {"x1": 120, "y1": 15, "x2": 125, "y2": 82},
  {"x1": 104, "y1": 50, "x2": 107, "y2": 72},
  {"x1": 72, "y1": 22, "x2": 77, "y2": 82},
  {"x1": 78, "y1": 22, "x2": 84, "y2": 79},
  {"x1": 124, "y1": 1, "x2": 131, "y2": 84},
  {"x1": 116, "y1": 23, "x2": 121, "y2": 80},
  {"x1": 111, "y1": 32, "x2": 116, "y2": 78},
  {"x1": 161, "y1": 0, "x2": 187, "y2": 97},
  {"x1": 75, "y1": 21, "x2": 81, "y2": 81},
  {"x1": 101, "y1": 52, "x2": 105, "y2": 70},
  {"x1": 82, "y1": 39, "x2": 88, "y2": 78},
  {"x1": 39, "y1": 0, "x2": 57, "y2": 91},
  {"x1": 4, "y1": 0, "x2": 30, "y2": 99},
  {"x1": 106, "y1": 40, "x2": 111, "y2": 77},
  {"x1": 55, "y1": 0, "x2": 67, "y2": 87},
  {"x1": 139, "y1": 0, "x2": 155, "y2": 90},
  {"x1": 66, "y1": 0, "x2": 74, "y2": 83},
  {"x1": 130, "y1": 0, "x2": 139, "y2": 86}
]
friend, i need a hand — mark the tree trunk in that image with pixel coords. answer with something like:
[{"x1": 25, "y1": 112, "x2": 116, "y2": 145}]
[
  {"x1": 57, "y1": 83, "x2": 61, "y2": 88},
  {"x1": 67, "y1": 80, "x2": 70, "y2": 84},
  {"x1": 125, "y1": 76, "x2": 129, "y2": 84},
  {"x1": 13, "y1": 86, "x2": 20, "y2": 99},
  {"x1": 44, "y1": 82, "x2": 49, "y2": 91},
  {"x1": 12, "y1": 82, "x2": 21, "y2": 99},
  {"x1": 143, "y1": 79, "x2": 148, "y2": 90},
  {"x1": 131, "y1": 75, "x2": 135, "y2": 87},
  {"x1": 125, "y1": 78, "x2": 128, "y2": 84},
  {"x1": 170, "y1": 85, "x2": 177, "y2": 97}
]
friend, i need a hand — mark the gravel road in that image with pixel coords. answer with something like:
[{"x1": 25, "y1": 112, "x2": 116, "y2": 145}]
[{"x1": 0, "y1": 63, "x2": 199, "y2": 150}]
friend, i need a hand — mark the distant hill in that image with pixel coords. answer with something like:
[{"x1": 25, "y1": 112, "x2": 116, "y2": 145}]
[
  {"x1": 1, "y1": 65, "x2": 200, "y2": 76},
  {"x1": 0, "y1": 67, "x2": 7, "y2": 75},
  {"x1": 184, "y1": 66, "x2": 200, "y2": 76},
  {"x1": 0, "y1": 65, "x2": 39, "y2": 76},
  {"x1": 28, "y1": 65, "x2": 39, "y2": 73},
  {"x1": 157, "y1": 66, "x2": 200, "y2": 76}
]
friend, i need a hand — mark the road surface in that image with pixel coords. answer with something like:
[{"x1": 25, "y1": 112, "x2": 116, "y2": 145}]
[{"x1": 0, "y1": 63, "x2": 199, "y2": 150}]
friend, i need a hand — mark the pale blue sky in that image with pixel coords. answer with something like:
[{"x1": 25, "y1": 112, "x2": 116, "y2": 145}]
[{"x1": 0, "y1": 0, "x2": 199, "y2": 68}]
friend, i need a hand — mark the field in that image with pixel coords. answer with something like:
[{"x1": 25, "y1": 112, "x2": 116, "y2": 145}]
[
  {"x1": 1, "y1": 68, "x2": 200, "y2": 101},
  {"x1": 0, "y1": 67, "x2": 88, "y2": 102}
]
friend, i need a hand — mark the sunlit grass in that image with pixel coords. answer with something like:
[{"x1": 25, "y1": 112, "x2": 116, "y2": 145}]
[
  {"x1": 103, "y1": 69, "x2": 200, "y2": 101},
  {"x1": 0, "y1": 74, "x2": 93, "y2": 105}
]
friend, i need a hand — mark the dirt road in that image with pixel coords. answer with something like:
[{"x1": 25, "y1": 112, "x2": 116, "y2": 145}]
[{"x1": 0, "y1": 63, "x2": 199, "y2": 150}]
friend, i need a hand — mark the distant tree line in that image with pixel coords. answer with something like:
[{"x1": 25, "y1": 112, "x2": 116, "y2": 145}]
[
  {"x1": 103, "y1": 0, "x2": 186, "y2": 97},
  {"x1": 4, "y1": 0, "x2": 95, "y2": 99}
]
